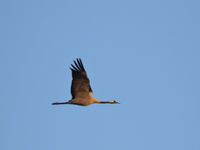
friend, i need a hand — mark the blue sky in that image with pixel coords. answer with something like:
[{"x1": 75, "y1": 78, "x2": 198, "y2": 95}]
[{"x1": 1, "y1": 0, "x2": 200, "y2": 150}]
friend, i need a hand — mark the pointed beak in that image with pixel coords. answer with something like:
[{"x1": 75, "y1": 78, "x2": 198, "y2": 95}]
[{"x1": 115, "y1": 101, "x2": 120, "y2": 104}]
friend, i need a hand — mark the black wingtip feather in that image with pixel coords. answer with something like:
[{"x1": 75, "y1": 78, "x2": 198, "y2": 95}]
[
  {"x1": 77, "y1": 58, "x2": 85, "y2": 71},
  {"x1": 71, "y1": 64, "x2": 79, "y2": 71},
  {"x1": 70, "y1": 58, "x2": 86, "y2": 72},
  {"x1": 75, "y1": 60, "x2": 82, "y2": 70}
]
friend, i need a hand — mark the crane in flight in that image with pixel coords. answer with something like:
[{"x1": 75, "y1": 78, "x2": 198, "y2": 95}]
[{"x1": 52, "y1": 58, "x2": 120, "y2": 106}]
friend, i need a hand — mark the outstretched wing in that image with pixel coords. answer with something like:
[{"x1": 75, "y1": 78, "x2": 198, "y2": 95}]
[{"x1": 70, "y1": 58, "x2": 93, "y2": 99}]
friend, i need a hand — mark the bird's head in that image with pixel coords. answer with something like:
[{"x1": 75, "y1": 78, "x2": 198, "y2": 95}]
[{"x1": 109, "y1": 100, "x2": 120, "y2": 104}]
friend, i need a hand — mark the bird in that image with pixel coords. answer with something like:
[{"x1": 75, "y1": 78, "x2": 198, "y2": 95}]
[{"x1": 52, "y1": 58, "x2": 120, "y2": 106}]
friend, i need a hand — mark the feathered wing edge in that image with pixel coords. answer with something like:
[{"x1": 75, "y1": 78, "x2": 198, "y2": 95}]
[
  {"x1": 70, "y1": 58, "x2": 93, "y2": 98},
  {"x1": 70, "y1": 58, "x2": 85, "y2": 72}
]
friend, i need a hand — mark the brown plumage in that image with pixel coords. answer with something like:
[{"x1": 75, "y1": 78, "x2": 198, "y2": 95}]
[{"x1": 52, "y1": 58, "x2": 120, "y2": 106}]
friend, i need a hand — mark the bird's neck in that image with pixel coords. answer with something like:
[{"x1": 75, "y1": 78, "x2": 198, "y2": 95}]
[{"x1": 99, "y1": 101, "x2": 112, "y2": 104}]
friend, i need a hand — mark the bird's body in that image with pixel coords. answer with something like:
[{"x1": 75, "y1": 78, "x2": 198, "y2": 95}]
[
  {"x1": 60, "y1": 97, "x2": 99, "y2": 106},
  {"x1": 52, "y1": 58, "x2": 119, "y2": 106}
]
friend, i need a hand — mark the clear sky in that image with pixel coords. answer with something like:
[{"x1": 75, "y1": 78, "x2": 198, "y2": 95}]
[{"x1": 1, "y1": 0, "x2": 200, "y2": 150}]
